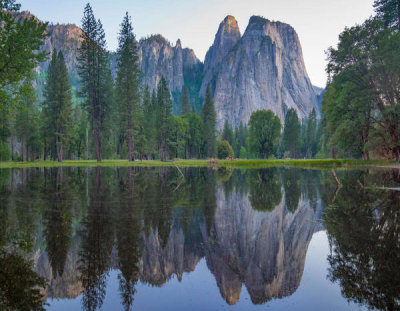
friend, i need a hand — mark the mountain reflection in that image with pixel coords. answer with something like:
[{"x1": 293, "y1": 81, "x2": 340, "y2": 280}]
[{"x1": 0, "y1": 167, "x2": 398, "y2": 310}]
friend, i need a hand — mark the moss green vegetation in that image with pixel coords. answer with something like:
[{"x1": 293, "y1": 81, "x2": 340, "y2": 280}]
[{"x1": 0, "y1": 159, "x2": 396, "y2": 170}]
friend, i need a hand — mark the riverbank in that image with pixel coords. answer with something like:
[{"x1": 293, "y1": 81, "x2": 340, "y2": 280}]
[{"x1": 0, "y1": 159, "x2": 397, "y2": 169}]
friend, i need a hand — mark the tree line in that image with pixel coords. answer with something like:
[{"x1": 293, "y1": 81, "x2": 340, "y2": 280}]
[
  {"x1": 320, "y1": 0, "x2": 400, "y2": 160},
  {"x1": 5, "y1": 0, "x2": 397, "y2": 162},
  {"x1": 0, "y1": 1, "x2": 322, "y2": 162}
]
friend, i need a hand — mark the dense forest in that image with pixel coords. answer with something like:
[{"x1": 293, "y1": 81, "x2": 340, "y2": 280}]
[{"x1": 0, "y1": 0, "x2": 399, "y2": 162}]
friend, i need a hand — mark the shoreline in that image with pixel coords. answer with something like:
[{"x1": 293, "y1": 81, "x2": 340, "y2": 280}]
[{"x1": 0, "y1": 159, "x2": 397, "y2": 170}]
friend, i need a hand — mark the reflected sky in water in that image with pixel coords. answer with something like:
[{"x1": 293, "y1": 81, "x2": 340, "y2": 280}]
[{"x1": 0, "y1": 167, "x2": 398, "y2": 311}]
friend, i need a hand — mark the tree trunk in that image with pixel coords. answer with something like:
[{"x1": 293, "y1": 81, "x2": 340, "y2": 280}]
[
  {"x1": 93, "y1": 121, "x2": 102, "y2": 162},
  {"x1": 128, "y1": 129, "x2": 134, "y2": 162},
  {"x1": 57, "y1": 135, "x2": 63, "y2": 162},
  {"x1": 332, "y1": 147, "x2": 336, "y2": 159}
]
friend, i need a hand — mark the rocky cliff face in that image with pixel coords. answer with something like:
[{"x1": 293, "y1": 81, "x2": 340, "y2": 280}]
[
  {"x1": 138, "y1": 35, "x2": 201, "y2": 94},
  {"x1": 202, "y1": 16, "x2": 319, "y2": 130},
  {"x1": 200, "y1": 15, "x2": 241, "y2": 96},
  {"x1": 19, "y1": 11, "x2": 318, "y2": 128}
]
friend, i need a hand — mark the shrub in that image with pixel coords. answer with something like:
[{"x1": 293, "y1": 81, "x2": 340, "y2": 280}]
[{"x1": 217, "y1": 140, "x2": 234, "y2": 159}]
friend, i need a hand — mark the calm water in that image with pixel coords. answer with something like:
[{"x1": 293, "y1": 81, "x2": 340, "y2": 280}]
[{"x1": 0, "y1": 167, "x2": 399, "y2": 311}]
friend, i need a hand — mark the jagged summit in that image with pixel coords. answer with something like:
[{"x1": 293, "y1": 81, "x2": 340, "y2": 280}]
[
  {"x1": 202, "y1": 15, "x2": 319, "y2": 129},
  {"x1": 16, "y1": 8, "x2": 318, "y2": 127},
  {"x1": 200, "y1": 15, "x2": 241, "y2": 95}
]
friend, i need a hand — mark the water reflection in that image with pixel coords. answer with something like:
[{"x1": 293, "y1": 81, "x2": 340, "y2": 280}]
[
  {"x1": 324, "y1": 170, "x2": 400, "y2": 311},
  {"x1": 0, "y1": 167, "x2": 398, "y2": 310}
]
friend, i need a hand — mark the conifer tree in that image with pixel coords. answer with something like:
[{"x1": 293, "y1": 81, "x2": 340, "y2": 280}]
[
  {"x1": 180, "y1": 86, "x2": 190, "y2": 115},
  {"x1": 202, "y1": 86, "x2": 216, "y2": 158},
  {"x1": 43, "y1": 50, "x2": 73, "y2": 162},
  {"x1": 282, "y1": 108, "x2": 301, "y2": 158},
  {"x1": 305, "y1": 108, "x2": 317, "y2": 159},
  {"x1": 221, "y1": 120, "x2": 234, "y2": 146},
  {"x1": 116, "y1": 12, "x2": 141, "y2": 161},
  {"x1": 142, "y1": 86, "x2": 155, "y2": 159},
  {"x1": 157, "y1": 77, "x2": 173, "y2": 161},
  {"x1": 15, "y1": 80, "x2": 41, "y2": 161},
  {"x1": 78, "y1": 3, "x2": 112, "y2": 162}
]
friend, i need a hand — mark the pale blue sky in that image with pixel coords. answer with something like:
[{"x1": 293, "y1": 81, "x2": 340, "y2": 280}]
[{"x1": 19, "y1": 0, "x2": 375, "y2": 87}]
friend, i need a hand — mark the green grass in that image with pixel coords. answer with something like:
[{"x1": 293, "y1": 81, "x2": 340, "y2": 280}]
[{"x1": 0, "y1": 159, "x2": 397, "y2": 169}]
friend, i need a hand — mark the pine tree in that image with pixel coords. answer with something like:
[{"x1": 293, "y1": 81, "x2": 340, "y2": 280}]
[
  {"x1": 374, "y1": 0, "x2": 400, "y2": 30},
  {"x1": 15, "y1": 80, "x2": 42, "y2": 161},
  {"x1": 157, "y1": 77, "x2": 173, "y2": 161},
  {"x1": 78, "y1": 4, "x2": 112, "y2": 162},
  {"x1": 180, "y1": 86, "x2": 190, "y2": 115},
  {"x1": 43, "y1": 50, "x2": 73, "y2": 162},
  {"x1": 201, "y1": 86, "x2": 216, "y2": 158},
  {"x1": 116, "y1": 12, "x2": 141, "y2": 161},
  {"x1": 221, "y1": 120, "x2": 234, "y2": 146},
  {"x1": 305, "y1": 108, "x2": 317, "y2": 159},
  {"x1": 142, "y1": 86, "x2": 156, "y2": 159},
  {"x1": 282, "y1": 108, "x2": 301, "y2": 158}
]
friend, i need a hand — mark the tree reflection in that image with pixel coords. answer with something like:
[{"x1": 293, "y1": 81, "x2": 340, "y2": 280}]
[
  {"x1": 282, "y1": 168, "x2": 301, "y2": 213},
  {"x1": 43, "y1": 167, "x2": 72, "y2": 278},
  {"x1": 79, "y1": 167, "x2": 114, "y2": 311},
  {"x1": 324, "y1": 171, "x2": 400, "y2": 311},
  {"x1": 248, "y1": 169, "x2": 282, "y2": 211},
  {"x1": 116, "y1": 167, "x2": 142, "y2": 311}
]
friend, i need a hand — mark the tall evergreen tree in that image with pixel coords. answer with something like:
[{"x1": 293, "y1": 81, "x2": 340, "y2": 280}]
[
  {"x1": 15, "y1": 80, "x2": 42, "y2": 161},
  {"x1": 201, "y1": 86, "x2": 216, "y2": 158},
  {"x1": 43, "y1": 50, "x2": 73, "y2": 162},
  {"x1": 78, "y1": 4, "x2": 112, "y2": 162},
  {"x1": 282, "y1": 108, "x2": 301, "y2": 158},
  {"x1": 116, "y1": 12, "x2": 141, "y2": 161},
  {"x1": 142, "y1": 86, "x2": 157, "y2": 159},
  {"x1": 157, "y1": 77, "x2": 173, "y2": 161},
  {"x1": 221, "y1": 120, "x2": 234, "y2": 146},
  {"x1": 305, "y1": 108, "x2": 317, "y2": 159},
  {"x1": 180, "y1": 86, "x2": 190, "y2": 115}
]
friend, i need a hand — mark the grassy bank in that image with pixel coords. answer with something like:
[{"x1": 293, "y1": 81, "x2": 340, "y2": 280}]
[{"x1": 0, "y1": 159, "x2": 397, "y2": 169}]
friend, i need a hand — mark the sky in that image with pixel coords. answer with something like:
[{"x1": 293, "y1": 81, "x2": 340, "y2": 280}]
[{"x1": 18, "y1": 0, "x2": 375, "y2": 87}]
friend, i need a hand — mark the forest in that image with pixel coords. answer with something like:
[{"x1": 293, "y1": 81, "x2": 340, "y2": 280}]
[{"x1": 0, "y1": 0, "x2": 399, "y2": 162}]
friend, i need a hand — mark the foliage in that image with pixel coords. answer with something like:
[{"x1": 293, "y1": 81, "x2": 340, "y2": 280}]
[
  {"x1": 180, "y1": 85, "x2": 191, "y2": 115},
  {"x1": 0, "y1": 3, "x2": 47, "y2": 111},
  {"x1": 202, "y1": 86, "x2": 216, "y2": 158},
  {"x1": 43, "y1": 50, "x2": 73, "y2": 162},
  {"x1": 221, "y1": 120, "x2": 234, "y2": 146},
  {"x1": 249, "y1": 110, "x2": 281, "y2": 159},
  {"x1": 78, "y1": 4, "x2": 113, "y2": 162},
  {"x1": 157, "y1": 77, "x2": 173, "y2": 161},
  {"x1": 324, "y1": 15, "x2": 400, "y2": 160},
  {"x1": 374, "y1": 0, "x2": 400, "y2": 29},
  {"x1": 0, "y1": 248, "x2": 47, "y2": 311},
  {"x1": 282, "y1": 108, "x2": 301, "y2": 158},
  {"x1": 217, "y1": 140, "x2": 234, "y2": 159},
  {"x1": 116, "y1": 12, "x2": 141, "y2": 161}
]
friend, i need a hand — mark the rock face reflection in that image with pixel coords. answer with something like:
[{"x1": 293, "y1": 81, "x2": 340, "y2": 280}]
[
  {"x1": 203, "y1": 185, "x2": 320, "y2": 304},
  {"x1": 1, "y1": 167, "x2": 325, "y2": 310}
]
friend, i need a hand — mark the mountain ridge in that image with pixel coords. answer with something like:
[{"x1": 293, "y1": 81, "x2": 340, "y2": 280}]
[{"x1": 16, "y1": 10, "x2": 320, "y2": 127}]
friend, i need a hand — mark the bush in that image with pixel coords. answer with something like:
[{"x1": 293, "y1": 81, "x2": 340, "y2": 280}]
[{"x1": 217, "y1": 140, "x2": 234, "y2": 159}]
